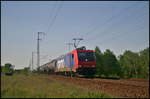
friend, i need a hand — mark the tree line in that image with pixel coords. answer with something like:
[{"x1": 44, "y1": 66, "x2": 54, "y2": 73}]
[
  {"x1": 95, "y1": 46, "x2": 149, "y2": 79},
  {"x1": 1, "y1": 47, "x2": 149, "y2": 79},
  {"x1": 1, "y1": 63, "x2": 31, "y2": 75}
]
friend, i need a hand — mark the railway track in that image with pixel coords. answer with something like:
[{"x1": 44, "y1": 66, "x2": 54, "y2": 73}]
[{"x1": 46, "y1": 74, "x2": 149, "y2": 98}]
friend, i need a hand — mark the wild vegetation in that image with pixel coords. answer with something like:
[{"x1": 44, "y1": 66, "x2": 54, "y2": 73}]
[
  {"x1": 1, "y1": 74, "x2": 112, "y2": 98},
  {"x1": 1, "y1": 63, "x2": 14, "y2": 73},
  {"x1": 95, "y1": 47, "x2": 149, "y2": 79}
]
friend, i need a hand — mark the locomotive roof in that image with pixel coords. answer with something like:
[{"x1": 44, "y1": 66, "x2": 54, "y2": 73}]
[
  {"x1": 73, "y1": 49, "x2": 94, "y2": 52},
  {"x1": 40, "y1": 49, "x2": 94, "y2": 67}
]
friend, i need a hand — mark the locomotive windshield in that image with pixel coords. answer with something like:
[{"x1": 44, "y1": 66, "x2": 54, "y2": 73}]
[{"x1": 78, "y1": 52, "x2": 95, "y2": 62}]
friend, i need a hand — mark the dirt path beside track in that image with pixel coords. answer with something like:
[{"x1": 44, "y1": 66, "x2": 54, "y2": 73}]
[{"x1": 46, "y1": 74, "x2": 149, "y2": 98}]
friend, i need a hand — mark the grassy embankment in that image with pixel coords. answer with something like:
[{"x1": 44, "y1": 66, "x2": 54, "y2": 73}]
[{"x1": 1, "y1": 73, "x2": 112, "y2": 98}]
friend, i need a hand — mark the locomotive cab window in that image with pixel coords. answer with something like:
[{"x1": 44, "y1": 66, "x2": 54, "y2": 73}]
[{"x1": 77, "y1": 52, "x2": 95, "y2": 62}]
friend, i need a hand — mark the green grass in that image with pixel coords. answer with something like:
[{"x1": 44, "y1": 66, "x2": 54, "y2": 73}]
[{"x1": 1, "y1": 73, "x2": 112, "y2": 98}]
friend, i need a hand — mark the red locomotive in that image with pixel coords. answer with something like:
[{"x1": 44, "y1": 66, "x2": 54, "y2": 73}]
[{"x1": 39, "y1": 46, "x2": 96, "y2": 76}]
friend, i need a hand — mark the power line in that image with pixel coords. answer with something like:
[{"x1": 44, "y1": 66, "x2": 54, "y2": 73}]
[
  {"x1": 40, "y1": 55, "x2": 49, "y2": 59},
  {"x1": 72, "y1": 38, "x2": 83, "y2": 49},
  {"x1": 46, "y1": 1, "x2": 63, "y2": 34},
  {"x1": 80, "y1": 2, "x2": 141, "y2": 39},
  {"x1": 68, "y1": 4, "x2": 134, "y2": 50},
  {"x1": 45, "y1": 1, "x2": 58, "y2": 33},
  {"x1": 85, "y1": 4, "x2": 148, "y2": 43},
  {"x1": 99, "y1": 26, "x2": 148, "y2": 49},
  {"x1": 89, "y1": 19, "x2": 148, "y2": 47},
  {"x1": 32, "y1": 2, "x2": 63, "y2": 70}
]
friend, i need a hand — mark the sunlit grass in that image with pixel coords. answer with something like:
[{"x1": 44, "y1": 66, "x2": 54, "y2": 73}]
[{"x1": 1, "y1": 73, "x2": 112, "y2": 98}]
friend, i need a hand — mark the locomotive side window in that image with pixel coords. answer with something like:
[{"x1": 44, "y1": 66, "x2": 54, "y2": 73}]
[
  {"x1": 78, "y1": 52, "x2": 95, "y2": 62},
  {"x1": 72, "y1": 54, "x2": 74, "y2": 58}
]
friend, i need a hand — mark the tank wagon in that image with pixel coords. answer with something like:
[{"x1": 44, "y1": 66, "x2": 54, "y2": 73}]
[{"x1": 39, "y1": 46, "x2": 96, "y2": 76}]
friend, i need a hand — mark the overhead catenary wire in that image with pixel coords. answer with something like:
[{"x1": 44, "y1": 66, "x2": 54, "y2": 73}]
[
  {"x1": 68, "y1": 3, "x2": 141, "y2": 50},
  {"x1": 87, "y1": 17, "x2": 148, "y2": 48},
  {"x1": 94, "y1": 26, "x2": 148, "y2": 54},
  {"x1": 46, "y1": 1, "x2": 63, "y2": 34},
  {"x1": 83, "y1": 23, "x2": 148, "y2": 55},
  {"x1": 39, "y1": 1, "x2": 63, "y2": 66},
  {"x1": 83, "y1": 4, "x2": 148, "y2": 43},
  {"x1": 43, "y1": 1, "x2": 63, "y2": 50},
  {"x1": 80, "y1": 2, "x2": 142, "y2": 39},
  {"x1": 31, "y1": 2, "x2": 57, "y2": 69},
  {"x1": 45, "y1": 1, "x2": 58, "y2": 33}
]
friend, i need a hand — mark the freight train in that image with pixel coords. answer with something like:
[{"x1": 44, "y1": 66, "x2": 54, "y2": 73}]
[{"x1": 38, "y1": 46, "x2": 96, "y2": 76}]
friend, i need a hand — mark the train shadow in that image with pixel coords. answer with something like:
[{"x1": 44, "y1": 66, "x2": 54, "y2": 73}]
[
  {"x1": 95, "y1": 76, "x2": 120, "y2": 80},
  {"x1": 79, "y1": 75, "x2": 120, "y2": 80},
  {"x1": 46, "y1": 72, "x2": 120, "y2": 80}
]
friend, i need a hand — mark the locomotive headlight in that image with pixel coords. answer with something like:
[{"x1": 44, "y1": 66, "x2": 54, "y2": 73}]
[
  {"x1": 92, "y1": 65, "x2": 95, "y2": 67},
  {"x1": 78, "y1": 65, "x2": 82, "y2": 67}
]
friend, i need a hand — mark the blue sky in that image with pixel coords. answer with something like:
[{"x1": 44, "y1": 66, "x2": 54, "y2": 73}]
[{"x1": 1, "y1": 1, "x2": 149, "y2": 69}]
